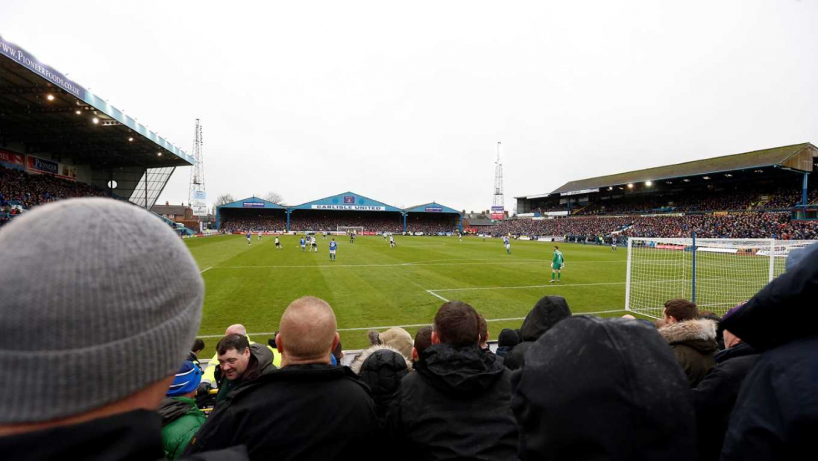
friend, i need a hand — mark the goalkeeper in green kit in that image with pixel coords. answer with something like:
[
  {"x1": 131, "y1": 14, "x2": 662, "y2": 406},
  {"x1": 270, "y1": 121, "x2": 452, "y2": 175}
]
[{"x1": 550, "y1": 245, "x2": 565, "y2": 283}]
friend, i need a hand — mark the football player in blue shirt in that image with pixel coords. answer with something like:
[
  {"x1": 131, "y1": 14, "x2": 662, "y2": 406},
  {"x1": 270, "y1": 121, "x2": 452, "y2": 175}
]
[
  {"x1": 246, "y1": 231, "x2": 252, "y2": 245},
  {"x1": 300, "y1": 237, "x2": 306, "y2": 251},
  {"x1": 329, "y1": 238, "x2": 338, "y2": 261}
]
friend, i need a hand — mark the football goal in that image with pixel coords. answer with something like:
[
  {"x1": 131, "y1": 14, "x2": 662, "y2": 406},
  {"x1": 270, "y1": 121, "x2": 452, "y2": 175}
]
[{"x1": 626, "y1": 236, "x2": 813, "y2": 318}]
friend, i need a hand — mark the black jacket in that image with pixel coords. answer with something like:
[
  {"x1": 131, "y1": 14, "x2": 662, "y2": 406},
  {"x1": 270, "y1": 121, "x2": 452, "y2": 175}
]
[
  {"x1": 512, "y1": 316, "x2": 696, "y2": 461},
  {"x1": 718, "y1": 247, "x2": 818, "y2": 461},
  {"x1": 504, "y1": 296, "x2": 571, "y2": 370},
  {"x1": 0, "y1": 409, "x2": 247, "y2": 461},
  {"x1": 185, "y1": 364, "x2": 379, "y2": 461},
  {"x1": 353, "y1": 346, "x2": 411, "y2": 427},
  {"x1": 388, "y1": 343, "x2": 518, "y2": 461},
  {"x1": 691, "y1": 342, "x2": 758, "y2": 461}
]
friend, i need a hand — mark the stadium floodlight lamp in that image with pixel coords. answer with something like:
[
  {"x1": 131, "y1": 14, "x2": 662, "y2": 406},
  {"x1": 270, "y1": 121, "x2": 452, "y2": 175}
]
[
  {"x1": 627, "y1": 183, "x2": 634, "y2": 189},
  {"x1": 725, "y1": 173, "x2": 733, "y2": 177},
  {"x1": 608, "y1": 186, "x2": 613, "y2": 191},
  {"x1": 46, "y1": 94, "x2": 54, "y2": 101},
  {"x1": 75, "y1": 110, "x2": 81, "y2": 115},
  {"x1": 645, "y1": 180, "x2": 653, "y2": 186},
  {"x1": 683, "y1": 179, "x2": 690, "y2": 182},
  {"x1": 157, "y1": 152, "x2": 162, "y2": 157},
  {"x1": 755, "y1": 169, "x2": 763, "y2": 173},
  {"x1": 128, "y1": 137, "x2": 134, "y2": 142},
  {"x1": 92, "y1": 117, "x2": 99, "y2": 124},
  {"x1": 666, "y1": 181, "x2": 673, "y2": 184},
  {"x1": 703, "y1": 176, "x2": 711, "y2": 180}
]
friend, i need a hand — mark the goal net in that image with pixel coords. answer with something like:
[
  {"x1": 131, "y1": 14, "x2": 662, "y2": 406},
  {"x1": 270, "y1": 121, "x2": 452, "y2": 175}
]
[
  {"x1": 338, "y1": 226, "x2": 364, "y2": 234},
  {"x1": 626, "y1": 237, "x2": 814, "y2": 318}
]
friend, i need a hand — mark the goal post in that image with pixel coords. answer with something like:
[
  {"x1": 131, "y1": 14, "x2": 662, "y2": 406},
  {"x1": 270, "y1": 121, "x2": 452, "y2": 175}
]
[
  {"x1": 625, "y1": 236, "x2": 814, "y2": 318},
  {"x1": 337, "y1": 226, "x2": 364, "y2": 234}
]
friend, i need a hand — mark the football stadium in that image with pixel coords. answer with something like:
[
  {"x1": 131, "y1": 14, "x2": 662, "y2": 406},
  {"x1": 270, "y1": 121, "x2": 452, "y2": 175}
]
[{"x1": 2, "y1": 9, "x2": 818, "y2": 461}]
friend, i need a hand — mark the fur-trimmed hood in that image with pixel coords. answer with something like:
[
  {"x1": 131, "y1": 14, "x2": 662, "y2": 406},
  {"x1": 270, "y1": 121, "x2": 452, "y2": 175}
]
[
  {"x1": 350, "y1": 344, "x2": 412, "y2": 374},
  {"x1": 659, "y1": 319, "x2": 718, "y2": 353}
]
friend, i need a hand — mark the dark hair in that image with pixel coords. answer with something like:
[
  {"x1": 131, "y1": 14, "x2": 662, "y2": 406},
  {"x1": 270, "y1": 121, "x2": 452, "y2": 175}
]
[
  {"x1": 434, "y1": 301, "x2": 480, "y2": 346},
  {"x1": 414, "y1": 326, "x2": 433, "y2": 356},
  {"x1": 498, "y1": 328, "x2": 520, "y2": 348},
  {"x1": 216, "y1": 334, "x2": 250, "y2": 355},
  {"x1": 664, "y1": 299, "x2": 698, "y2": 322},
  {"x1": 192, "y1": 338, "x2": 205, "y2": 353},
  {"x1": 332, "y1": 338, "x2": 343, "y2": 362},
  {"x1": 478, "y1": 314, "x2": 488, "y2": 344}
]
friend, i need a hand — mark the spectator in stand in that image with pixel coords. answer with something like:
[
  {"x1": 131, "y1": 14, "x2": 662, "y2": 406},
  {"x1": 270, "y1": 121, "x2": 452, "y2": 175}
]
[
  {"x1": 185, "y1": 296, "x2": 379, "y2": 460},
  {"x1": 411, "y1": 326, "x2": 433, "y2": 363},
  {"x1": 495, "y1": 328, "x2": 519, "y2": 359},
  {"x1": 189, "y1": 339, "x2": 205, "y2": 367},
  {"x1": 657, "y1": 299, "x2": 718, "y2": 387},
  {"x1": 213, "y1": 334, "x2": 276, "y2": 406},
  {"x1": 350, "y1": 345, "x2": 412, "y2": 426},
  {"x1": 512, "y1": 316, "x2": 696, "y2": 460},
  {"x1": 202, "y1": 324, "x2": 277, "y2": 385},
  {"x1": 388, "y1": 301, "x2": 518, "y2": 460},
  {"x1": 0, "y1": 198, "x2": 245, "y2": 460},
  {"x1": 159, "y1": 361, "x2": 207, "y2": 459},
  {"x1": 692, "y1": 303, "x2": 759, "y2": 461},
  {"x1": 504, "y1": 296, "x2": 572, "y2": 370},
  {"x1": 361, "y1": 327, "x2": 414, "y2": 363},
  {"x1": 719, "y1": 247, "x2": 818, "y2": 461},
  {"x1": 221, "y1": 217, "x2": 286, "y2": 233}
]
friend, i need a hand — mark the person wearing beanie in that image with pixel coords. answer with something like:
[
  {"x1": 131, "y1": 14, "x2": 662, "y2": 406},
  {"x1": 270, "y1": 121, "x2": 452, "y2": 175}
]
[
  {"x1": 0, "y1": 198, "x2": 246, "y2": 460},
  {"x1": 504, "y1": 295, "x2": 572, "y2": 370},
  {"x1": 495, "y1": 328, "x2": 520, "y2": 358},
  {"x1": 512, "y1": 316, "x2": 695, "y2": 460},
  {"x1": 388, "y1": 301, "x2": 518, "y2": 460},
  {"x1": 719, "y1": 246, "x2": 818, "y2": 461},
  {"x1": 350, "y1": 345, "x2": 411, "y2": 426},
  {"x1": 692, "y1": 303, "x2": 758, "y2": 461},
  {"x1": 160, "y1": 361, "x2": 207, "y2": 459}
]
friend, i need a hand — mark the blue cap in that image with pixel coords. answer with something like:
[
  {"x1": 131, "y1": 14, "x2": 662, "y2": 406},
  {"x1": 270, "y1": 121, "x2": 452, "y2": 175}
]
[{"x1": 167, "y1": 361, "x2": 202, "y2": 397}]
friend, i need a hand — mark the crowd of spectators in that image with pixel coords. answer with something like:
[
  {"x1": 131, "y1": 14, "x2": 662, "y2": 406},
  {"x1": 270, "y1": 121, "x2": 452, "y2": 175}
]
[
  {"x1": 495, "y1": 212, "x2": 818, "y2": 241},
  {"x1": 288, "y1": 212, "x2": 403, "y2": 233},
  {"x1": 573, "y1": 185, "x2": 818, "y2": 216},
  {"x1": 0, "y1": 164, "x2": 108, "y2": 227},
  {"x1": 405, "y1": 215, "x2": 458, "y2": 234},
  {"x1": 3, "y1": 197, "x2": 817, "y2": 460},
  {"x1": 220, "y1": 217, "x2": 287, "y2": 233}
]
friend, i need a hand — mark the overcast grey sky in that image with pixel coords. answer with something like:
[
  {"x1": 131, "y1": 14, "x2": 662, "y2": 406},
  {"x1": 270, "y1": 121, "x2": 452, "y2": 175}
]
[{"x1": 2, "y1": 1, "x2": 817, "y2": 213}]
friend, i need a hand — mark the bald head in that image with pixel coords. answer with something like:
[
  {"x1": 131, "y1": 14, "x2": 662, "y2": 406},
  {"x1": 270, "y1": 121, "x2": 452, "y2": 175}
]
[
  {"x1": 225, "y1": 324, "x2": 247, "y2": 336},
  {"x1": 276, "y1": 297, "x2": 338, "y2": 365}
]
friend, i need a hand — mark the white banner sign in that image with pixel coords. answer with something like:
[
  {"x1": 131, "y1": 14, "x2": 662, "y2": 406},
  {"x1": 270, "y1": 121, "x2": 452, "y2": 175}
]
[{"x1": 311, "y1": 205, "x2": 386, "y2": 211}]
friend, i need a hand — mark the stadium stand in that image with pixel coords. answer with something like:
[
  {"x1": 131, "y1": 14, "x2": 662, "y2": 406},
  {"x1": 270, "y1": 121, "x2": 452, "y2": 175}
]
[{"x1": 0, "y1": 34, "x2": 193, "y2": 230}]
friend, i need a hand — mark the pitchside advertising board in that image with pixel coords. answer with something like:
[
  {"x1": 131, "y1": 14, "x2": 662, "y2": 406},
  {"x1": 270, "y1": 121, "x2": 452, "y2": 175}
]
[
  {"x1": 0, "y1": 149, "x2": 25, "y2": 171},
  {"x1": 27, "y1": 154, "x2": 77, "y2": 181},
  {"x1": 491, "y1": 205, "x2": 504, "y2": 220},
  {"x1": 0, "y1": 35, "x2": 86, "y2": 100}
]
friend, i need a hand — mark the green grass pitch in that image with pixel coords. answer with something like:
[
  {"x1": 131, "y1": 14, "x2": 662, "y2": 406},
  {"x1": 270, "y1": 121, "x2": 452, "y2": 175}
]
[{"x1": 186, "y1": 235, "x2": 631, "y2": 350}]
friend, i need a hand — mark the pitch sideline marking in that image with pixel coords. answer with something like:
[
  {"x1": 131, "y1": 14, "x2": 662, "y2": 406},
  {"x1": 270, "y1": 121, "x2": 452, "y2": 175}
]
[
  {"x1": 200, "y1": 267, "x2": 213, "y2": 274},
  {"x1": 426, "y1": 290, "x2": 450, "y2": 302}
]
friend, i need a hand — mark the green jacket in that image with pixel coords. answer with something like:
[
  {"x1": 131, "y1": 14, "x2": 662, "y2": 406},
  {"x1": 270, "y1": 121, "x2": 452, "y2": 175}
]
[{"x1": 158, "y1": 397, "x2": 206, "y2": 459}]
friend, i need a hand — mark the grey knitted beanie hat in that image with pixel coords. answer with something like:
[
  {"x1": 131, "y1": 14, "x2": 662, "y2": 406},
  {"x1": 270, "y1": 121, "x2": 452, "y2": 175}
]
[{"x1": 0, "y1": 198, "x2": 204, "y2": 424}]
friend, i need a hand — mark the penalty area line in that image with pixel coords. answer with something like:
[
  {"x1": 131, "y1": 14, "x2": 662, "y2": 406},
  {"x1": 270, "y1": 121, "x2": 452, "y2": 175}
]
[{"x1": 426, "y1": 290, "x2": 450, "y2": 303}]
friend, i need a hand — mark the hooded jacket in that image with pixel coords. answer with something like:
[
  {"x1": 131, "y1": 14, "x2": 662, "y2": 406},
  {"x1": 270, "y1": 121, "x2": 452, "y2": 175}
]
[
  {"x1": 159, "y1": 396, "x2": 207, "y2": 459},
  {"x1": 658, "y1": 318, "x2": 718, "y2": 387},
  {"x1": 214, "y1": 343, "x2": 276, "y2": 404},
  {"x1": 511, "y1": 316, "x2": 696, "y2": 461},
  {"x1": 718, "y1": 246, "x2": 818, "y2": 461},
  {"x1": 691, "y1": 342, "x2": 758, "y2": 461},
  {"x1": 504, "y1": 296, "x2": 571, "y2": 370},
  {"x1": 185, "y1": 364, "x2": 379, "y2": 461},
  {"x1": 352, "y1": 345, "x2": 411, "y2": 426},
  {"x1": 388, "y1": 343, "x2": 518, "y2": 460}
]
